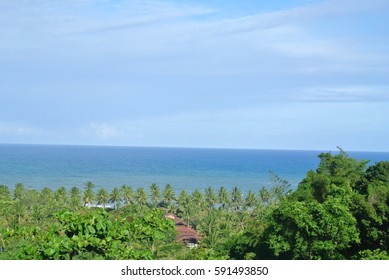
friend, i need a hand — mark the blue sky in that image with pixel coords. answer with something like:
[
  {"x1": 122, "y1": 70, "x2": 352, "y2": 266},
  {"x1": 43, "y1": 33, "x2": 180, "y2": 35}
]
[{"x1": 0, "y1": 0, "x2": 388, "y2": 151}]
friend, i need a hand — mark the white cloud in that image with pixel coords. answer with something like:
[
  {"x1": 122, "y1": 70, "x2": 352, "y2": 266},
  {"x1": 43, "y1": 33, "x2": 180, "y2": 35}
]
[
  {"x1": 0, "y1": 0, "x2": 214, "y2": 35},
  {"x1": 88, "y1": 122, "x2": 123, "y2": 140},
  {"x1": 2, "y1": 0, "x2": 387, "y2": 72},
  {"x1": 0, "y1": 122, "x2": 43, "y2": 136},
  {"x1": 295, "y1": 86, "x2": 389, "y2": 103},
  {"x1": 1, "y1": 0, "x2": 388, "y2": 150},
  {"x1": 100, "y1": 101, "x2": 388, "y2": 150}
]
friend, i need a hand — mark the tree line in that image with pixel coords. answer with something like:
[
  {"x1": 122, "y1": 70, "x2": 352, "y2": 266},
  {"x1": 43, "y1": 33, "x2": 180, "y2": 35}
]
[{"x1": 0, "y1": 148, "x2": 388, "y2": 259}]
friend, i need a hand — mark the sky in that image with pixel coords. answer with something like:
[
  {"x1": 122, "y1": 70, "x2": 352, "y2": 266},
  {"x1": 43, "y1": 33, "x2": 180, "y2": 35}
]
[{"x1": 0, "y1": 0, "x2": 388, "y2": 151}]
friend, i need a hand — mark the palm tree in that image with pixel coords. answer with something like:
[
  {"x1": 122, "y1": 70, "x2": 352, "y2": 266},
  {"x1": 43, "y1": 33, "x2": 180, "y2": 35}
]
[
  {"x1": 41, "y1": 187, "x2": 55, "y2": 208},
  {"x1": 109, "y1": 187, "x2": 122, "y2": 210},
  {"x1": 205, "y1": 186, "x2": 217, "y2": 209},
  {"x1": 83, "y1": 188, "x2": 95, "y2": 206},
  {"x1": 233, "y1": 211, "x2": 249, "y2": 231},
  {"x1": 83, "y1": 181, "x2": 95, "y2": 206},
  {"x1": 191, "y1": 189, "x2": 205, "y2": 211},
  {"x1": 24, "y1": 189, "x2": 40, "y2": 211},
  {"x1": 54, "y1": 186, "x2": 68, "y2": 208},
  {"x1": 12, "y1": 201, "x2": 26, "y2": 226},
  {"x1": 96, "y1": 188, "x2": 109, "y2": 209},
  {"x1": 177, "y1": 190, "x2": 189, "y2": 210},
  {"x1": 258, "y1": 187, "x2": 271, "y2": 206},
  {"x1": 177, "y1": 190, "x2": 192, "y2": 227},
  {"x1": 269, "y1": 171, "x2": 291, "y2": 202},
  {"x1": 244, "y1": 190, "x2": 257, "y2": 210},
  {"x1": 149, "y1": 183, "x2": 161, "y2": 207},
  {"x1": 218, "y1": 186, "x2": 230, "y2": 210},
  {"x1": 198, "y1": 211, "x2": 219, "y2": 247},
  {"x1": 31, "y1": 204, "x2": 43, "y2": 223},
  {"x1": 70, "y1": 187, "x2": 82, "y2": 209},
  {"x1": 231, "y1": 186, "x2": 243, "y2": 211},
  {"x1": 135, "y1": 187, "x2": 148, "y2": 207},
  {"x1": 162, "y1": 184, "x2": 176, "y2": 212},
  {"x1": 121, "y1": 185, "x2": 133, "y2": 205},
  {"x1": 13, "y1": 183, "x2": 25, "y2": 200},
  {"x1": 85, "y1": 181, "x2": 95, "y2": 190},
  {"x1": 0, "y1": 185, "x2": 11, "y2": 201}
]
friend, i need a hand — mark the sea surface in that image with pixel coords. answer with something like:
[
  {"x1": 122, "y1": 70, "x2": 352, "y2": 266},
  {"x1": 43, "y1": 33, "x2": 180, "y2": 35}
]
[{"x1": 1, "y1": 144, "x2": 388, "y2": 193}]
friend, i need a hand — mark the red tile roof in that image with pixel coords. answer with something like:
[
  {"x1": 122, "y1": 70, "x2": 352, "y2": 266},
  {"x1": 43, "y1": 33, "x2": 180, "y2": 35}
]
[{"x1": 164, "y1": 212, "x2": 201, "y2": 244}]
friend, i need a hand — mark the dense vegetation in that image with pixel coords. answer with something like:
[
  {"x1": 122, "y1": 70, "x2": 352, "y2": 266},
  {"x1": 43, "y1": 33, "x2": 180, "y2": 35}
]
[{"x1": 1, "y1": 149, "x2": 388, "y2": 260}]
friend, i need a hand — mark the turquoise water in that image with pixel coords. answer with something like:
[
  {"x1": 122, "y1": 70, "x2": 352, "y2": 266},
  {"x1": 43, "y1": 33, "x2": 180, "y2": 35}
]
[{"x1": 0, "y1": 144, "x2": 388, "y2": 193}]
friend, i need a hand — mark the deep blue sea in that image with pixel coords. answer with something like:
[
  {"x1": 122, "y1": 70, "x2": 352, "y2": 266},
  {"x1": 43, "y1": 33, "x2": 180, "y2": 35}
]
[{"x1": 1, "y1": 144, "x2": 388, "y2": 193}]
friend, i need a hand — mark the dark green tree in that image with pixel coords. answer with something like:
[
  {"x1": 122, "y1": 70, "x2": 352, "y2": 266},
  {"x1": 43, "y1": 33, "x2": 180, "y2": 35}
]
[
  {"x1": 231, "y1": 187, "x2": 243, "y2": 211},
  {"x1": 218, "y1": 187, "x2": 230, "y2": 210},
  {"x1": 204, "y1": 186, "x2": 217, "y2": 209},
  {"x1": 264, "y1": 196, "x2": 359, "y2": 259},
  {"x1": 70, "y1": 187, "x2": 82, "y2": 209},
  {"x1": 0, "y1": 185, "x2": 11, "y2": 201},
  {"x1": 316, "y1": 147, "x2": 367, "y2": 187},
  {"x1": 162, "y1": 184, "x2": 176, "y2": 212},
  {"x1": 54, "y1": 187, "x2": 69, "y2": 209},
  {"x1": 351, "y1": 161, "x2": 389, "y2": 257},
  {"x1": 121, "y1": 185, "x2": 133, "y2": 205},
  {"x1": 135, "y1": 187, "x2": 148, "y2": 207},
  {"x1": 96, "y1": 188, "x2": 109, "y2": 209},
  {"x1": 244, "y1": 190, "x2": 257, "y2": 210},
  {"x1": 365, "y1": 161, "x2": 389, "y2": 184},
  {"x1": 258, "y1": 187, "x2": 271, "y2": 206},
  {"x1": 83, "y1": 182, "x2": 95, "y2": 206},
  {"x1": 109, "y1": 188, "x2": 122, "y2": 210},
  {"x1": 149, "y1": 183, "x2": 161, "y2": 207},
  {"x1": 191, "y1": 189, "x2": 205, "y2": 212},
  {"x1": 13, "y1": 183, "x2": 25, "y2": 201}
]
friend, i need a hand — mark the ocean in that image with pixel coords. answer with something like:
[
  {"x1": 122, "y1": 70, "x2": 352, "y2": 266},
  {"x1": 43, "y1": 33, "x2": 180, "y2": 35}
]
[{"x1": 0, "y1": 144, "x2": 388, "y2": 193}]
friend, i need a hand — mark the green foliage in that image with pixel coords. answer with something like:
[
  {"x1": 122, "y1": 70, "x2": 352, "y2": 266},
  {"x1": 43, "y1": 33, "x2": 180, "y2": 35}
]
[
  {"x1": 265, "y1": 197, "x2": 359, "y2": 259},
  {"x1": 233, "y1": 150, "x2": 388, "y2": 260},
  {"x1": 182, "y1": 247, "x2": 229, "y2": 260},
  {"x1": 356, "y1": 249, "x2": 389, "y2": 260},
  {"x1": 135, "y1": 187, "x2": 148, "y2": 207},
  {"x1": 128, "y1": 209, "x2": 176, "y2": 253},
  {"x1": 96, "y1": 188, "x2": 109, "y2": 207},
  {"x1": 162, "y1": 184, "x2": 176, "y2": 212},
  {"x1": 268, "y1": 151, "x2": 361, "y2": 259},
  {"x1": 192, "y1": 189, "x2": 205, "y2": 210},
  {"x1": 0, "y1": 185, "x2": 11, "y2": 201},
  {"x1": 83, "y1": 182, "x2": 95, "y2": 206},
  {"x1": 365, "y1": 161, "x2": 389, "y2": 184},
  {"x1": 70, "y1": 187, "x2": 82, "y2": 209},
  {"x1": 244, "y1": 190, "x2": 257, "y2": 210},
  {"x1": 1, "y1": 150, "x2": 388, "y2": 260},
  {"x1": 14, "y1": 208, "x2": 175, "y2": 260},
  {"x1": 316, "y1": 147, "x2": 368, "y2": 187},
  {"x1": 231, "y1": 187, "x2": 243, "y2": 211},
  {"x1": 177, "y1": 190, "x2": 192, "y2": 226},
  {"x1": 149, "y1": 183, "x2": 161, "y2": 207},
  {"x1": 218, "y1": 186, "x2": 230, "y2": 210},
  {"x1": 121, "y1": 185, "x2": 133, "y2": 205},
  {"x1": 13, "y1": 183, "x2": 25, "y2": 201},
  {"x1": 109, "y1": 187, "x2": 122, "y2": 209},
  {"x1": 257, "y1": 172, "x2": 290, "y2": 207}
]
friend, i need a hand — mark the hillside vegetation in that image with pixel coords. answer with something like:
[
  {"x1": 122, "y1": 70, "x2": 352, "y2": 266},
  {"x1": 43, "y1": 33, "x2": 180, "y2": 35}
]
[{"x1": 1, "y1": 149, "x2": 388, "y2": 260}]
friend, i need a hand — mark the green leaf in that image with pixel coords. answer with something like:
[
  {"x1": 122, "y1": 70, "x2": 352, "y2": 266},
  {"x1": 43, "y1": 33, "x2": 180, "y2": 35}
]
[{"x1": 87, "y1": 225, "x2": 96, "y2": 234}]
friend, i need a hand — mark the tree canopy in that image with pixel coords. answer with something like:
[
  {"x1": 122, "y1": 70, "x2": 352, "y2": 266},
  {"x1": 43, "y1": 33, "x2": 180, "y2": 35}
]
[{"x1": 1, "y1": 149, "x2": 388, "y2": 260}]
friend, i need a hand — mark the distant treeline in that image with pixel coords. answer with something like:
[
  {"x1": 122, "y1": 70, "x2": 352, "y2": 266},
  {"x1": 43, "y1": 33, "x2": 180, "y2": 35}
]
[{"x1": 0, "y1": 148, "x2": 388, "y2": 260}]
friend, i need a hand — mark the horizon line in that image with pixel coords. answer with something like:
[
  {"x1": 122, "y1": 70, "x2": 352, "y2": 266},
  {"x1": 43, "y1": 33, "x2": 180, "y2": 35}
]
[{"x1": 1, "y1": 142, "x2": 388, "y2": 154}]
